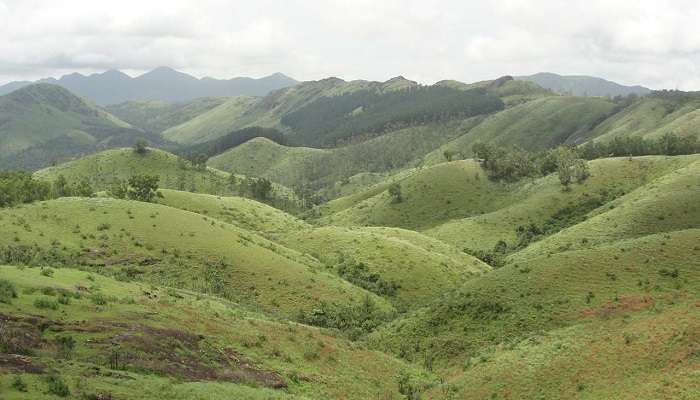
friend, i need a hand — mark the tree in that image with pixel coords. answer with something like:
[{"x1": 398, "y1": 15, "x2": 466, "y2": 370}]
[
  {"x1": 108, "y1": 179, "x2": 128, "y2": 199},
  {"x1": 72, "y1": 178, "x2": 94, "y2": 197},
  {"x1": 443, "y1": 149, "x2": 456, "y2": 162},
  {"x1": 52, "y1": 175, "x2": 71, "y2": 198},
  {"x1": 133, "y1": 139, "x2": 149, "y2": 155},
  {"x1": 388, "y1": 183, "x2": 403, "y2": 203},
  {"x1": 127, "y1": 175, "x2": 161, "y2": 202},
  {"x1": 190, "y1": 153, "x2": 208, "y2": 170},
  {"x1": 249, "y1": 178, "x2": 272, "y2": 201},
  {"x1": 573, "y1": 159, "x2": 591, "y2": 183}
]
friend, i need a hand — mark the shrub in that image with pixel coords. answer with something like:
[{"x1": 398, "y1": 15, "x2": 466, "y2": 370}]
[
  {"x1": 90, "y1": 293, "x2": 109, "y2": 305},
  {"x1": 40, "y1": 268, "x2": 54, "y2": 277},
  {"x1": 11, "y1": 376, "x2": 27, "y2": 392},
  {"x1": 34, "y1": 297, "x2": 59, "y2": 310},
  {"x1": 0, "y1": 279, "x2": 18, "y2": 304},
  {"x1": 46, "y1": 375, "x2": 70, "y2": 397}
]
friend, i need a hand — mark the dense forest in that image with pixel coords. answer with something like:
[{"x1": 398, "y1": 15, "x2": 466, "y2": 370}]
[{"x1": 281, "y1": 86, "x2": 504, "y2": 147}]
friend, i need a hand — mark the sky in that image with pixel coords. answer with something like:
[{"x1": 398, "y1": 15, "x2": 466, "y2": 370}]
[{"x1": 1, "y1": 0, "x2": 699, "y2": 90}]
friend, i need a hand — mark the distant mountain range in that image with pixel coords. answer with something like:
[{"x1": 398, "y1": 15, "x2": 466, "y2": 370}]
[
  {"x1": 0, "y1": 67, "x2": 298, "y2": 105},
  {"x1": 517, "y1": 72, "x2": 651, "y2": 97}
]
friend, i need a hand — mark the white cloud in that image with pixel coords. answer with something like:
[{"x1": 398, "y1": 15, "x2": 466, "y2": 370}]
[{"x1": 0, "y1": 0, "x2": 699, "y2": 89}]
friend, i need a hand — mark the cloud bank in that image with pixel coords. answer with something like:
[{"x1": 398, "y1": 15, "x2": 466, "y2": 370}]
[{"x1": 1, "y1": 0, "x2": 699, "y2": 89}]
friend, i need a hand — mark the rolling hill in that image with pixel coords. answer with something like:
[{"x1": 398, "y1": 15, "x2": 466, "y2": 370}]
[
  {"x1": 33, "y1": 147, "x2": 302, "y2": 211},
  {"x1": 0, "y1": 265, "x2": 428, "y2": 399},
  {"x1": 0, "y1": 197, "x2": 390, "y2": 318},
  {"x1": 280, "y1": 226, "x2": 490, "y2": 309},
  {"x1": 105, "y1": 97, "x2": 229, "y2": 134},
  {"x1": 0, "y1": 84, "x2": 149, "y2": 170},
  {"x1": 0, "y1": 68, "x2": 298, "y2": 105}
]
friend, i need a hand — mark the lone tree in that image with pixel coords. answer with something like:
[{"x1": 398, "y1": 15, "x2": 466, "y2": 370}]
[
  {"x1": 127, "y1": 175, "x2": 161, "y2": 202},
  {"x1": 133, "y1": 139, "x2": 149, "y2": 155},
  {"x1": 443, "y1": 149, "x2": 456, "y2": 162},
  {"x1": 388, "y1": 182, "x2": 403, "y2": 203}
]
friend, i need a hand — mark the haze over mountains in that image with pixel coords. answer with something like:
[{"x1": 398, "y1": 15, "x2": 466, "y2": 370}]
[
  {"x1": 517, "y1": 72, "x2": 652, "y2": 97},
  {"x1": 0, "y1": 67, "x2": 298, "y2": 105}
]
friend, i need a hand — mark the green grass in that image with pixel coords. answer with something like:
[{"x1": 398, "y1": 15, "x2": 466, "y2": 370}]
[
  {"x1": 34, "y1": 148, "x2": 302, "y2": 211},
  {"x1": 0, "y1": 265, "x2": 429, "y2": 399},
  {"x1": 425, "y1": 155, "x2": 700, "y2": 252},
  {"x1": 319, "y1": 160, "x2": 516, "y2": 230},
  {"x1": 426, "y1": 301, "x2": 700, "y2": 399},
  {"x1": 157, "y1": 189, "x2": 309, "y2": 239},
  {"x1": 280, "y1": 226, "x2": 490, "y2": 309},
  {"x1": 510, "y1": 158, "x2": 700, "y2": 263},
  {"x1": 369, "y1": 228, "x2": 700, "y2": 366},
  {"x1": 106, "y1": 97, "x2": 228, "y2": 134},
  {"x1": 0, "y1": 197, "x2": 389, "y2": 317},
  {"x1": 591, "y1": 95, "x2": 700, "y2": 142},
  {"x1": 423, "y1": 96, "x2": 618, "y2": 165},
  {"x1": 0, "y1": 84, "x2": 140, "y2": 169},
  {"x1": 161, "y1": 96, "x2": 262, "y2": 144}
]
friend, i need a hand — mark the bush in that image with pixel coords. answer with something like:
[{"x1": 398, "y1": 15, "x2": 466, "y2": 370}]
[
  {"x1": 0, "y1": 279, "x2": 18, "y2": 304},
  {"x1": 34, "y1": 297, "x2": 59, "y2": 310},
  {"x1": 11, "y1": 376, "x2": 27, "y2": 392},
  {"x1": 40, "y1": 268, "x2": 54, "y2": 277},
  {"x1": 46, "y1": 375, "x2": 70, "y2": 397},
  {"x1": 90, "y1": 293, "x2": 109, "y2": 305}
]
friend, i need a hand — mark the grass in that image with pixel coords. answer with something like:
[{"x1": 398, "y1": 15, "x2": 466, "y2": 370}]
[
  {"x1": 0, "y1": 84, "x2": 140, "y2": 169},
  {"x1": 280, "y1": 226, "x2": 490, "y2": 309},
  {"x1": 34, "y1": 148, "x2": 302, "y2": 211},
  {"x1": 0, "y1": 197, "x2": 389, "y2": 317},
  {"x1": 319, "y1": 160, "x2": 516, "y2": 230},
  {"x1": 591, "y1": 94, "x2": 700, "y2": 142},
  {"x1": 106, "y1": 97, "x2": 228, "y2": 134},
  {"x1": 0, "y1": 265, "x2": 429, "y2": 399},
  {"x1": 157, "y1": 189, "x2": 309, "y2": 239},
  {"x1": 425, "y1": 155, "x2": 700, "y2": 252}
]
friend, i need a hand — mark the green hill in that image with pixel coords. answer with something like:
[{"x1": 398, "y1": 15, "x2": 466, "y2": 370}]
[
  {"x1": 0, "y1": 265, "x2": 426, "y2": 399},
  {"x1": 0, "y1": 84, "x2": 146, "y2": 170},
  {"x1": 34, "y1": 148, "x2": 302, "y2": 211},
  {"x1": 105, "y1": 97, "x2": 228, "y2": 134},
  {"x1": 590, "y1": 92, "x2": 700, "y2": 143},
  {"x1": 426, "y1": 155, "x2": 700, "y2": 252},
  {"x1": 157, "y1": 189, "x2": 309, "y2": 239},
  {"x1": 320, "y1": 160, "x2": 515, "y2": 230},
  {"x1": 0, "y1": 197, "x2": 389, "y2": 318},
  {"x1": 423, "y1": 96, "x2": 618, "y2": 165},
  {"x1": 280, "y1": 226, "x2": 490, "y2": 309}
]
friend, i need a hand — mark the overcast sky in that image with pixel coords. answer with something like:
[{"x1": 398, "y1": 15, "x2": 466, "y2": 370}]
[{"x1": 1, "y1": 0, "x2": 699, "y2": 89}]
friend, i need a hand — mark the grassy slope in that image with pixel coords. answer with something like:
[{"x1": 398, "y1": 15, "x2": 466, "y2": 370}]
[
  {"x1": 0, "y1": 84, "x2": 133, "y2": 158},
  {"x1": 161, "y1": 77, "x2": 394, "y2": 145},
  {"x1": 320, "y1": 160, "x2": 516, "y2": 230},
  {"x1": 426, "y1": 301, "x2": 700, "y2": 399},
  {"x1": 157, "y1": 189, "x2": 309, "y2": 240},
  {"x1": 280, "y1": 226, "x2": 490, "y2": 309},
  {"x1": 161, "y1": 96, "x2": 261, "y2": 144},
  {"x1": 426, "y1": 155, "x2": 700, "y2": 251},
  {"x1": 106, "y1": 97, "x2": 228, "y2": 134},
  {"x1": 33, "y1": 148, "x2": 301, "y2": 208},
  {"x1": 0, "y1": 265, "x2": 427, "y2": 400},
  {"x1": 367, "y1": 159, "x2": 700, "y2": 382},
  {"x1": 591, "y1": 95, "x2": 700, "y2": 142},
  {"x1": 510, "y1": 158, "x2": 700, "y2": 263},
  {"x1": 369, "y1": 228, "x2": 700, "y2": 368},
  {"x1": 423, "y1": 96, "x2": 617, "y2": 165},
  {"x1": 209, "y1": 118, "x2": 483, "y2": 196},
  {"x1": 0, "y1": 197, "x2": 390, "y2": 317}
]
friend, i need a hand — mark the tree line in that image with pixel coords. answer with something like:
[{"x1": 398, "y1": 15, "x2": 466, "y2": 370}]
[{"x1": 0, "y1": 172, "x2": 93, "y2": 207}]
